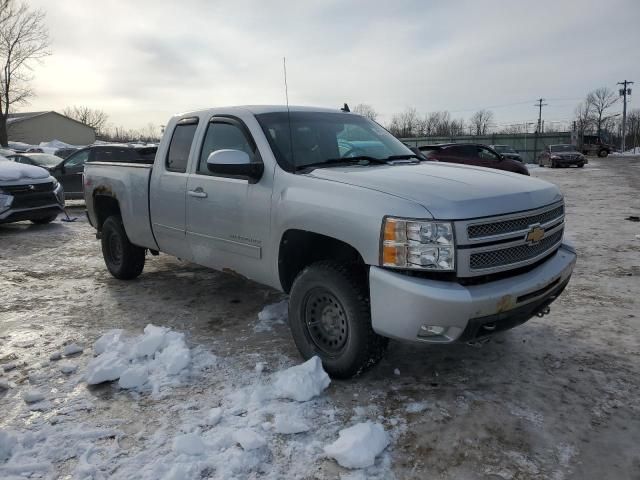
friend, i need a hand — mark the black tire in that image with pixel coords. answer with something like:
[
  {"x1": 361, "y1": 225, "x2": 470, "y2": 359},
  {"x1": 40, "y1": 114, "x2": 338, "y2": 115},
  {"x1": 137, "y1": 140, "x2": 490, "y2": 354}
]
[
  {"x1": 288, "y1": 261, "x2": 388, "y2": 378},
  {"x1": 551, "y1": 160, "x2": 557, "y2": 168},
  {"x1": 30, "y1": 215, "x2": 57, "y2": 224},
  {"x1": 101, "y1": 215, "x2": 145, "y2": 280},
  {"x1": 578, "y1": 162, "x2": 584, "y2": 168},
  {"x1": 598, "y1": 149, "x2": 608, "y2": 158}
]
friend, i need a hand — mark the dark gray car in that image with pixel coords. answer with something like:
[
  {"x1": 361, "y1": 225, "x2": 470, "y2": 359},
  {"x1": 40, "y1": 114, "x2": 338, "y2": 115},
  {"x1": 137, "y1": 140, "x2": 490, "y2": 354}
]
[
  {"x1": 538, "y1": 144, "x2": 587, "y2": 168},
  {"x1": 490, "y1": 144, "x2": 523, "y2": 162}
]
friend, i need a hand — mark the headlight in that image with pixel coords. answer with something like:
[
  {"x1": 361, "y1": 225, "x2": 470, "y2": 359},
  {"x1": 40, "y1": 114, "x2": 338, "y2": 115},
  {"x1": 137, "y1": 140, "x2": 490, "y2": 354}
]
[
  {"x1": 550, "y1": 155, "x2": 561, "y2": 160},
  {"x1": 52, "y1": 178, "x2": 59, "y2": 188},
  {"x1": 381, "y1": 217, "x2": 455, "y2": 271}
]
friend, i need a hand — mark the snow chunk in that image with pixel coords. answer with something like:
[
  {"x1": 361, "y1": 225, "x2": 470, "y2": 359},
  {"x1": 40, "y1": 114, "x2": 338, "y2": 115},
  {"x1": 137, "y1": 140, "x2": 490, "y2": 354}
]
[
  {"x1": 155, "y1": 338, "x2": 190, "y2": 375},
  {"x1": 271, "y1": 356, "x2": 330, "y2": 402},
  {"x1": 0, "y1": 430, "x2": 16, "y2": 462},
  {"x1": 405, "y1": 401, "x2": 429, "y2": 413},
  {"x1": 134, "y1": 324, "x2": 168, "y2": 358},
  {"x1": 394, "y1": 368, "x2": 401, "y2": 376},
  {"x1": 94, "y1": 329, "x2": 123, "y2": 355},
  {"x1": 0, "y1": 378, "x2": 9, "y2": 389},
  {"x1": 49, "y1": 352, "x2": 62, "y2": 361},
  {"x1": 206, "y1": 407, "x2": 223, "y2": 426},
  {"x1": 118, "y1": 366, "x2": 149, "y2": 389},
  {"x1": 85, "y1": 351, "x2": 128, "y2": 385},
  {"x1": 324, "y1": 422, "x2": 389, "y2": 469},
  {"x1": 254, "y1": 300, "x2": 288, "y2": 332},
  {"x1": 23, "y1": 389, "x2": 45, "y2": 404},
  {"x1": 233, "y1": 429, "x2": 266, "y2": 450},
  {"x1": 2, "y1": 362, "x2": 17, "y2": 372},
  {"x1": 173, "y1": 433, "x2": 206, "y2": 456},
  {"x1": 63, "y1": 343, "x2": 83, "y2": 356},
  {"x1": 255, "y1": 361, "x2": 265, "y2": 373},
  {"x1": 59, "y1": 362, "x2": 77, "y2": 374},
  {"x1": 274, "y1": 414, "x2": 310, "y2": 434}
]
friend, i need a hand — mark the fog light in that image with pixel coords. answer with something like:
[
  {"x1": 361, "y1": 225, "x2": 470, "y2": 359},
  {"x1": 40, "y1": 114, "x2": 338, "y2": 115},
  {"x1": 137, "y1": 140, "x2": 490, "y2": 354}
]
[{"x1": 418, "y1": 325, "x2": 446, "y2": 337}]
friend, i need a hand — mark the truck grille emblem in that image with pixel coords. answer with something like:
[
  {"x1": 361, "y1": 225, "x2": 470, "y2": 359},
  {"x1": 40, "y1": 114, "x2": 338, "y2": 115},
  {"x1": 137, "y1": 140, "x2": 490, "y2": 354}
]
[{"x1": 525, "y1": 225, "x2": 545, "y2": 245}]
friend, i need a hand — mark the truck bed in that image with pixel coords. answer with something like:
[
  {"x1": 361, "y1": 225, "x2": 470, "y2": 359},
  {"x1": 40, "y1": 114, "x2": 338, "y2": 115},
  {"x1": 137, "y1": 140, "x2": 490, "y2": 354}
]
[{"x1": 84, "y1": 161, "x2": 158, "y2": 250}]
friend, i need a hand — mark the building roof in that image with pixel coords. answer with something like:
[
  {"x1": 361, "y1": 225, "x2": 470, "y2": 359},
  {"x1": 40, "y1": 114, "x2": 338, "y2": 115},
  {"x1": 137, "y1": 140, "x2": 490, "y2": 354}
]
[{"x1": 6, "y1": 111, "x2": 95, "y2": 131}]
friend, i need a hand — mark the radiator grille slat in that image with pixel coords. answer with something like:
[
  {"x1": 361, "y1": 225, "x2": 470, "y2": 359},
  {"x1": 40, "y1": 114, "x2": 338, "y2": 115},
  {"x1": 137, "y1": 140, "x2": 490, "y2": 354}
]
[{"x1": 468, "y1": 205, "x2": 564, "y2": 239}]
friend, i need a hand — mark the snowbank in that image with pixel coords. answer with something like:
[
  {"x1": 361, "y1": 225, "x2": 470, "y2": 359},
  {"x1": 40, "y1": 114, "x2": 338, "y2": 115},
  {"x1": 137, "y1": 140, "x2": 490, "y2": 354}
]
[
  {"x1": 271, "y1": 356, "x2": 331, "y2": 402},
  {"x1": 0, "y1": 162, "x2": 49, "y2": 182},
  {"x1": 324, "y1": 422, "x2": 389, "y2": 469},
  {"x1": 84, "y1": 324, "x2": 194, "y2": 394}
]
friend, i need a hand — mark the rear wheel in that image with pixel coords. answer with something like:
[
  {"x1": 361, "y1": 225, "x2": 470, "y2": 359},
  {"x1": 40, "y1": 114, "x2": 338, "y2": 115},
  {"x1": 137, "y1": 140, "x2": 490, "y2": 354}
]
[
  {"x1": 288, "y1": 261, "x2": 388, "y2": 378},
  {"x1": 598, "y1": 149, "x2": 609, "y2": 157},
  {"x1": 578, "y1": 162, "x2": 585, "y2": 168},
  {"x1": 30, "y1": 215, "x2": 57, "y2": 224},
  {"x1": 101, "y1": 215, "x2": 145, "y2": 280},
  {"x1": 551, "y1": 160, "x2": 557, "y2": 168}
]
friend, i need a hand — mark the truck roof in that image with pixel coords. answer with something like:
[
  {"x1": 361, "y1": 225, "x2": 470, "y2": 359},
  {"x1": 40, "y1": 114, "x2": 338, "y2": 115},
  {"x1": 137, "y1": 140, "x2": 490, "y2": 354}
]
[{"x1": 172, "y1": 105, "x2": 349, "y2": 119}]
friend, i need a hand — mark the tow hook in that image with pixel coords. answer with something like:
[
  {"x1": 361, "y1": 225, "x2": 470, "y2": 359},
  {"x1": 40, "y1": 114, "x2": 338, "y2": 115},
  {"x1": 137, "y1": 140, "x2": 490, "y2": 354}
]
[{"x1": 536, "y1": 306, "x2": 551, "y2": 318}]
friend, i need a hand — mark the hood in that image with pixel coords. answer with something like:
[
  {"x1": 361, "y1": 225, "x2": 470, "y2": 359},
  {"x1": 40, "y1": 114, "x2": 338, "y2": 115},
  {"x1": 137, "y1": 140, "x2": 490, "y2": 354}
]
[
  {"x1": 306, "y1": 162, "x2": 562, "y2": 219},
  {"x1": 0, "y1": 161, "x2": 50, "y2": 184}
]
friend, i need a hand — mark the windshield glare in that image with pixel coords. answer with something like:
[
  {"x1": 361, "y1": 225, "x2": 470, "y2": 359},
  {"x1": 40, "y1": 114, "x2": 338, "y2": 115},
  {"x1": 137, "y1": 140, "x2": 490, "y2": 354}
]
[
  {"x1": 255, "y1": 112, "x2": 414, "y2": 171},
  {"x1": 550, "y1": 145, "x2": 576, "y2": 153}
]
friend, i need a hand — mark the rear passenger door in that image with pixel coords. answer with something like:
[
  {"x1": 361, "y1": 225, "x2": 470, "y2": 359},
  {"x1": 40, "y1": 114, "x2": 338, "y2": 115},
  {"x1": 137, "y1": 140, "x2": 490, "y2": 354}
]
[{"x1": 149, "y1": 117, "x2": 199, "y2": 260}]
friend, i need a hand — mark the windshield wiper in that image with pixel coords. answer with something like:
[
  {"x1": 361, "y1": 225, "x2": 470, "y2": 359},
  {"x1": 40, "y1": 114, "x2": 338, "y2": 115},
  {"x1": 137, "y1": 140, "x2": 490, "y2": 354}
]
[{"x1": 296, "y1": 156, "x2": 389, "y2": 171}]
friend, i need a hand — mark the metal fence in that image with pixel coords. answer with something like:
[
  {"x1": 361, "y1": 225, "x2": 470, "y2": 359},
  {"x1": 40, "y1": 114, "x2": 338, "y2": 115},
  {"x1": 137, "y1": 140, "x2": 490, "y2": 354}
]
[{"x1": 400, "y1": 132, "x2": 573, "y2": 163}]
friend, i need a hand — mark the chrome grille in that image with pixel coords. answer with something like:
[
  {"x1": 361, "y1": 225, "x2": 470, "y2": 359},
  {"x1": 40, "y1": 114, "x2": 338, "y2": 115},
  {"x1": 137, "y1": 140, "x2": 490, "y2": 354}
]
[
  {"x1": 470, "y1": 229, "x2": 563, "y2": 270},
  {"x1": 468, "y1": 205, "x2": 564, "y2": 239}
]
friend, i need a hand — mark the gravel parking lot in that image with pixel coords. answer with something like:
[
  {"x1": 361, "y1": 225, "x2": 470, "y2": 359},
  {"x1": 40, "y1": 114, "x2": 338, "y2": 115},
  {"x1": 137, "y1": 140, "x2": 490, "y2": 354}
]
[{"x1": 1, "y1": 156, "x2": 639, "y2": 479}]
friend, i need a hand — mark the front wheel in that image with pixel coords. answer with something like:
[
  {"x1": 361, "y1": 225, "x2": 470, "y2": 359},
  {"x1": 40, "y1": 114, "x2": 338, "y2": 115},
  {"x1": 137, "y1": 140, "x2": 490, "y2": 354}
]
[
  {"x1": 101, "y1": 215, "x2": 145, "y2": 280},
  {"x1": 288, "y1": 261, "x2": 388, "y2": 378},
  {"x1": 598, "y1": 149, "x2": 609, "y2": 157}
]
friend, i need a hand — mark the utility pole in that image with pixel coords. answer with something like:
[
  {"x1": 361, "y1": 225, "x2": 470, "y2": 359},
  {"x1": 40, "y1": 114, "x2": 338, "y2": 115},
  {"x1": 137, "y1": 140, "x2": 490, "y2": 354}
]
[
  {"x1": 533, "y1": 98, "x2": 547, "y2": 162},
  {"x1": 618, "y1": 80, "x2": 634, "y2": 152}
]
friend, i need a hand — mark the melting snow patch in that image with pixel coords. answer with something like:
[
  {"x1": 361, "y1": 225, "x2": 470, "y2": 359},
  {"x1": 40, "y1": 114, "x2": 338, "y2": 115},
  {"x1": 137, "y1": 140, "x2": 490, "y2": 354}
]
[
  {"x1": 173, "y1": 433, "x2": 206, "y2": 456},
  {"x1": 0, "y1": 430, "x2": 16, "y2": 462},
  {"x1": 22, "y1": 389, "x2": 45, "y2": 404},
  {"x1": 271, "y1": 356, "x2": 330, "y2": 402},
  {"x1": 59, "y1": 362, "x2": 77, "y2": 374},
  {"x1": 324, "y1": 422, "x2": 389, "y2": 469},
  {"x1": 254, "y1": 300, "x2": 288, "y2": 332},
  {"x1": 233, "y1": 429, "x2": 266, "y2": 450},
  {"x1": 405, "y1": 401, "x2": 429, "y2": 413},
  {"x1": 273, "y1": 414, "x2": 311, "y2": 434}
]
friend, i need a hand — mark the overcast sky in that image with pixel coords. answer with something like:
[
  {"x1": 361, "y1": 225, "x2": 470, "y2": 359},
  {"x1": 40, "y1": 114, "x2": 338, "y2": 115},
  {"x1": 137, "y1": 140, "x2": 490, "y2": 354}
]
[{"x1": 26, "y1": 0, "x2": 639, "y2": 131}]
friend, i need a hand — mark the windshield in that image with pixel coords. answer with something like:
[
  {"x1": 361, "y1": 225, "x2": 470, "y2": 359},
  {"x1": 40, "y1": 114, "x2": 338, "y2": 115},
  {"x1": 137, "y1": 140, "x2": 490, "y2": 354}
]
[
  {"x1": 255, "y1": 112, "x2": 414, "y2": 171},
  {"x1": 550, "y1": 145, "x2": 577, "y2": 153},
  {"x1": 25, "y1": 154, "x2": 61, "y2": 166},
  {"x1": 493, "y1": 145, "x2": 515, "y2": 153}
]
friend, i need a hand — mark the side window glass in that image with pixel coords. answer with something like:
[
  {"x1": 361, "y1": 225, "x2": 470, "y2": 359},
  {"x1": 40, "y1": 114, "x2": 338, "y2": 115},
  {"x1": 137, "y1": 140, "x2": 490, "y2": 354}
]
[
  {"x1": 65, "y1": 150, "x2": 90, "y2": 167},
  {"x1": 166, "y1": 119, "x2": 198, "y2": 173},
  {"x1": 198, "y1": 122, "x2": 256, "y2": 175},
  {"x1": 478, "y1": 147, "x2": 499, "y2": 161},
  {"x1": 93, "y1": 148, "x2": 113, "y2": 162}
]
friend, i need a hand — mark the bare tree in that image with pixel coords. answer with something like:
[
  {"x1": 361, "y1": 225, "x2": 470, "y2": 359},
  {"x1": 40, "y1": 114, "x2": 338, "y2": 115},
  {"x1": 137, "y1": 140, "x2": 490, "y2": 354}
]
[
  {"x1": 63, "y1": 105, "x2": 108, "y2": 134},
  {"x1": 0, "y1": 0, "x2": 51, "y2": 146},
  {"x1": 586, "y1": 87, "x2": 618, "y2": 137},
  {"x1": 388, "y1": 107, "x2": 420, "y2": 137},
  {"x1": 573, "y1": 101, "x2": 593, "y2": 138},
  {"x1": 469, "y1": 109, "x2": 494, "y2": 135},
  {"x1": 352, "y1": 103, "x2": 378, "y2": 121}
]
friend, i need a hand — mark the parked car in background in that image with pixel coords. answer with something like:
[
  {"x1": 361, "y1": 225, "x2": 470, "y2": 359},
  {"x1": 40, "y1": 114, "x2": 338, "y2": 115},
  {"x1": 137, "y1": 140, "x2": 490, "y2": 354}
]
[
  {"x1": 0, "y1": 161, "x2": 65, "y2": 224},
  {"x1": 47, "y1": 144, "x2": 158, "y2": 199},
  {"x1": 538, "y1": 145, "x2": 587, "y2": 168},
  {"x1": 0, "y1": 148, "x2": 16, "y2": 157},
  {"x1": 7, "y1": 153, "x2": 62, "y2": 170},
  {"x1": 577, "y1": 135, "x2": 613, "y2": 157},
  {"x1": 419, "y1": 143, "x2": 529, "y2": 175},
  {"x1": 490, "y1": 144, "x2": 523, "y2": 162}
]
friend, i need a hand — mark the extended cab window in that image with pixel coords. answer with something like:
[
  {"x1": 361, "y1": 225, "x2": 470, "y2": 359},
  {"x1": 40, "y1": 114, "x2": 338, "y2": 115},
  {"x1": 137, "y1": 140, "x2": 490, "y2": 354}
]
[
  {"x1": 166, "y1": 119, "x2": 198, "y2": 173},
  {"x1": 65, "y1": 149, "x2": 90, "y2": 167},
  {"x1": 197, "y1": 121, "x2": 257, "y2": 175}
]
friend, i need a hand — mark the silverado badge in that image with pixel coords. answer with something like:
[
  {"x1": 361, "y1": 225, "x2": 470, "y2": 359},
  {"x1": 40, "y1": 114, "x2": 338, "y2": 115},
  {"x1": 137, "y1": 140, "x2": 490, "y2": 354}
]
[{"x1": 525, "y1": 225, "x2": 545, "y2": 245}]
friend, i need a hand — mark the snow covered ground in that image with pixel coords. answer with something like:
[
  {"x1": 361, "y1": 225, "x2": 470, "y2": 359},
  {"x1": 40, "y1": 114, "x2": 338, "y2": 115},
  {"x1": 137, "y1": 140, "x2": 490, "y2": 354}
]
[{"x1": 1, "y1": 156, "x2": 639, "y2": 479}]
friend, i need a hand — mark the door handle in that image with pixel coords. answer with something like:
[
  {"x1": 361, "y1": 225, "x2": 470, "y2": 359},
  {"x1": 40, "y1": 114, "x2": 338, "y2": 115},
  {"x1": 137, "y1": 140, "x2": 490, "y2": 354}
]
[{"x1": 188, "y1": 188, "x2": 208, "y2": 198}]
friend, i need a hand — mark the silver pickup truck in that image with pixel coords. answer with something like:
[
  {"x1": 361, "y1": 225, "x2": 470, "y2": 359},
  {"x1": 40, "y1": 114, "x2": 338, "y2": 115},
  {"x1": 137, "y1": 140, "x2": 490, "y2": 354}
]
[{"x1": 85, "y1": 106, "x2": 576, "y2": 378}]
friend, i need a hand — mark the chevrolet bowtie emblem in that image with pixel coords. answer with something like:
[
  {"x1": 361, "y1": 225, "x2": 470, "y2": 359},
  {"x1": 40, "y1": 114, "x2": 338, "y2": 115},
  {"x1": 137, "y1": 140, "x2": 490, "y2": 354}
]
[{"x1": 525, "y1": 225, "x2": 545, "y2": 245}]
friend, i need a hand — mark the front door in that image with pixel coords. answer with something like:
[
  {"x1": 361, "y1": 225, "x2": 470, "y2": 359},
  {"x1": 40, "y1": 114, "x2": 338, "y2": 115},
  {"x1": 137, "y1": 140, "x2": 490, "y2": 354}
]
[
  {"x1": 185, "y1": 117, "x2": 272, "y2": 284},
  {"x1": 58, "y1": 149, "x2": 90, "y2": 198},
  {"x1": 476, "y1": 146, "x2": 502, "y2": 170}
]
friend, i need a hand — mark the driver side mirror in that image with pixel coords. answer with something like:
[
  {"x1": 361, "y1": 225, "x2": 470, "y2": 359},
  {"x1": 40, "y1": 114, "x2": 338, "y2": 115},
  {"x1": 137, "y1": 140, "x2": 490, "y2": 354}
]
[{"x1": 207, "y1": 149, "x2": 263, "y2": 183}]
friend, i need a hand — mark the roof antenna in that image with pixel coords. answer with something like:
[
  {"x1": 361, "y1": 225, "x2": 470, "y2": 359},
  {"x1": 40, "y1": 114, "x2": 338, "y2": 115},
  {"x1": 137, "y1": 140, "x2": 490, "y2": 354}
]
[
  {"x1": 341, "y1": 103, "x2": 350, "y2": 112},
  {"x1": 283, "y1": 57, "x2": 295, "y2": 169}
]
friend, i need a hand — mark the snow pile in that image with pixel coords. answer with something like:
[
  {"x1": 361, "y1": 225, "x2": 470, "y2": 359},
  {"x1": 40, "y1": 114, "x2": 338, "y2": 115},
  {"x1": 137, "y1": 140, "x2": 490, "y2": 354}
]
[
  {"x1": 271, "y1": 356, "x2": 331, "y2": 402},
  {"x1": 84, "y1": 325, "x2": 195, "y2": 394},
  {"x1": 324, "y1": 422, "x2": 389, "y2": 469},
  {"x1": 0, "y1": 430, "x2": 16, "y2": 462},
  {"x1": 254, "y1": 300, "x2": 288, "y2": 332},
  {"x1": 0, "y1": 162, "x2": 49, "y2": 182}
]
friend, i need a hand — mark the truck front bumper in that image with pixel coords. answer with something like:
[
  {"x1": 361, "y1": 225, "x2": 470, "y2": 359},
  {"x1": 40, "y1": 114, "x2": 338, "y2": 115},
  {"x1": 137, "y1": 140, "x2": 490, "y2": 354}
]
[{"x1": 369, "y1": 243, "x2": 576, "y2": 343}]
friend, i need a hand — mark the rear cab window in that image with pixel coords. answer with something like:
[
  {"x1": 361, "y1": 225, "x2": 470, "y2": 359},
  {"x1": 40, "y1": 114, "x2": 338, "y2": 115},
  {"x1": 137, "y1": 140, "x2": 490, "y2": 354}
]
[{"x1": 166, "y1": 118, "x2": 199, "y2": 173}]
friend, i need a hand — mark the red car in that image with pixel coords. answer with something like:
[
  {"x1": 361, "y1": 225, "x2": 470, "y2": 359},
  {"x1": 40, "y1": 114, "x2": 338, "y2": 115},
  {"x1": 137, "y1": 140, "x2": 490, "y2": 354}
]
[{"x1": 418, "y1": 143, "x2": 529, "y2": 175}]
